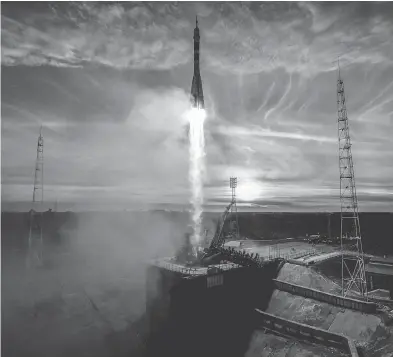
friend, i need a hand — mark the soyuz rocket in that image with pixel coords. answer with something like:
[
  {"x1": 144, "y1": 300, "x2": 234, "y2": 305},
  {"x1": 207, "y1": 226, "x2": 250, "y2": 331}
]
[{"x1": 190, "y1": 16, "x2": 204, "y2": 109}]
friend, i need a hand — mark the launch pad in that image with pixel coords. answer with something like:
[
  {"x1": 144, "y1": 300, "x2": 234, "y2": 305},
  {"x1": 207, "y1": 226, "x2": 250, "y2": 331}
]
[
  {"x1": 145, "y1": 256, "x2": 282, "y2": 357},
  {"x1": 153, "y1": 257, "x2": 239, "y2": 276}
]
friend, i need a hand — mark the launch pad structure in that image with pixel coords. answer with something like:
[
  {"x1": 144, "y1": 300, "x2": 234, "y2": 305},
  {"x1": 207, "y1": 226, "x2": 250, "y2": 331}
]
[
  {"x1": 146, "y1": 251, "x2": 282, "y2": 357},
  {"x1": 143, "y1": 19, "x2": 382, "y2": 357}
]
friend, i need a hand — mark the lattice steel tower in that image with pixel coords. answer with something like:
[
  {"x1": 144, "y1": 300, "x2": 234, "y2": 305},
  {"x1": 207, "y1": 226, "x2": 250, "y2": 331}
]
[
  {"x1": 27, "y1": 126, "x2": 44, "y2": 268},
  {"x1": 336, "y1": 62, "x2": 367, "y2": 298},
  {"x1": 229, "y1": 177, "x2": 239, "y2": 239}
]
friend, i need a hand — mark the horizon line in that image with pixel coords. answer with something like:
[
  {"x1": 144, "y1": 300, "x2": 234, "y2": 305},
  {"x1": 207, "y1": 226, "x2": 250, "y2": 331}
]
[{"x1": 1, "y1": 209, "x2": 392, "y2": 214}]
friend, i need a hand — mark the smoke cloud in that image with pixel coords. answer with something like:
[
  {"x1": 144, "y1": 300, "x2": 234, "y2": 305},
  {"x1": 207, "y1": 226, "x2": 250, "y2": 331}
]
[{"x1": 2, "y1": 211, "x2": 188, "y2": 356}]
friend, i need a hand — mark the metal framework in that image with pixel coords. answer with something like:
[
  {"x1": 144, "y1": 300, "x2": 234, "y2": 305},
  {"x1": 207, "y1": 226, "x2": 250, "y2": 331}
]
[
  {"x1": 27, "y1": 126, "x2": 44, "y2": 268},
  {"x1": 229, "y1": 177, "x2": 239, "y2": 239},
  {"x1": 209, "y1": 200, "x2": 235, "y2": 250},
  {"x1": 336, "y1": 62, "x2": 367, "y2": 298}
]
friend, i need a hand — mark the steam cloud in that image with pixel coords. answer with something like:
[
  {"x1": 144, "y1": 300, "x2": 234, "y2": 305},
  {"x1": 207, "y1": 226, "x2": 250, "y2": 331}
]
[{"x1": 2, "y1": 211, "x2": 189, "y2": 356}]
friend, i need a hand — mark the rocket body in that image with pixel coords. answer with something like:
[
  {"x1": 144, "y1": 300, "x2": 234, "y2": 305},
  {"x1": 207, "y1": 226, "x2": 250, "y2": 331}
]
[{"x1": 190, "y1": 17, "x2": 204, "y2": 109}]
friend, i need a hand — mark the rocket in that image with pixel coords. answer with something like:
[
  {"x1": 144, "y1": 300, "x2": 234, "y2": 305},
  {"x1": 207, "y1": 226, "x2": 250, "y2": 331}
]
[{"x1": 190, "y1": 16, "x2": 204, "y2": 109}]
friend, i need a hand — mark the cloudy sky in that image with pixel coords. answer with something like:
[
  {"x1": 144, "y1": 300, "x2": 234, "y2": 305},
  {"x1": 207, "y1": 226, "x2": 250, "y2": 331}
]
[{"x1": 1, "y1": 1, "x2": 393, "y2": 212}]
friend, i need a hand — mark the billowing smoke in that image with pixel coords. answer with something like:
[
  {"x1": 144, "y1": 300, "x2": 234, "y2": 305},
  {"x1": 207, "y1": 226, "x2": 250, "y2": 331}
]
[
  {"x1": 1, "y1": 210, "x2": 189, "y2": 357},
  {"x1": 187, "y1": 108, "x2": 206, "y2": 250}
]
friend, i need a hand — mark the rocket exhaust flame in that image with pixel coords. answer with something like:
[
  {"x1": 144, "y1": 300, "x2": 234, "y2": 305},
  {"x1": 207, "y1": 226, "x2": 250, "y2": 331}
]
[{"x1": 187, "y1": 108, "x2": 206, "y2": 250}]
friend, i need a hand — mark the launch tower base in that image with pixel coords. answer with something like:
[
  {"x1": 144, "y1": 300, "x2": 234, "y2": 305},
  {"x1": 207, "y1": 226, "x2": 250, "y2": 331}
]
[{"x1": 145, "y1": 257, "x2": 282, "y2": 357}]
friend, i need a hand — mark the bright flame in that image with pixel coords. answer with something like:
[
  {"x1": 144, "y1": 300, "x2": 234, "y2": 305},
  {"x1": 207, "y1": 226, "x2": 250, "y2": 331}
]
[
  {"x1": 237, "y1": 181, "x2": 263, "y2": 202},
  {"x1": 187, "y1": 107, "x2": 206, "y2": 249}
]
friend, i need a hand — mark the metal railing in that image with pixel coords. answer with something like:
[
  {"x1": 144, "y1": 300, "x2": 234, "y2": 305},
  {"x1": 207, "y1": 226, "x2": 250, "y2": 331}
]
[
  {"x1": 153, "y1": 246, "x2": 326, "y2": 275},
  {"x1": 153, "y1": 260, "x2": 202, "y2": 275},
  {"x1": 153, "y1": 259, "x2": 239, "y2": 276},
  {"x1": 216, "y1": 246, "x2": 271, "y2": 268}
]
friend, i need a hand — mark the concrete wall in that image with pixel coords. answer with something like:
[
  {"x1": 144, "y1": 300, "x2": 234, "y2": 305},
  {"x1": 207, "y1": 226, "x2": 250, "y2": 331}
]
[
  {"x1": 145, "y1": 265, "x2": 183, "y2": 337},
  {"x1": 273, "y1": 279, "x2": 377, "y2": 313},
  {"x1": 255, "y1": 309, "x2": 359, "y2": 357}
]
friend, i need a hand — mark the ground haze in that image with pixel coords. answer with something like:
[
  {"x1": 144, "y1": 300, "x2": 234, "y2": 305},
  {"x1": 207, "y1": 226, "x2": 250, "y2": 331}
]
[{"x1": 2, "y1": 211, "x2": 392, "y2": 356}]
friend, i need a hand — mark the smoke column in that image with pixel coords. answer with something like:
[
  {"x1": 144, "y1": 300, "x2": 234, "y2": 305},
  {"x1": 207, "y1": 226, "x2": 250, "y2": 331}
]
[{"x1": 188, "y1": 108, "x2": 206, "y2": 249}]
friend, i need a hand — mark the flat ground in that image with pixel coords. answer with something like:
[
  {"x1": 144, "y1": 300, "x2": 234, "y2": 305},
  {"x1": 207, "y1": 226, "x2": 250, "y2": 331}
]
[
  {"x1": 2, "y1": 211, "x2": 392, "y2": 357},
  {"x1": 241, "y1": 240, "x2": 336, "y2": 260},
  {"x1": 2, "y1": 263, "x2": 147, "y2": 357}
]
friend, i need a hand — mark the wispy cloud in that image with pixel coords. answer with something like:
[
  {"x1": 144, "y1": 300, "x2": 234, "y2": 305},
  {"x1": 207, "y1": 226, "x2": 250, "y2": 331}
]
[
  {"x1": 204, "y1": 2, "x2": 393, "y2": 74},
  {"x1": 1, "y1": 3, "x2": 191, "y2": 69},
  {"x1": 1, "y1": 86, "x2": 192, "y2": 205},
  {"x1": 2, "y1": 3, "x2": 393, "y2": 74},
  {"x1": 1, "y1": 2, "x2": 392, "y2": 212},
  {"x1": 215, "y1": 125, "x2": 336, "y2": 143}
]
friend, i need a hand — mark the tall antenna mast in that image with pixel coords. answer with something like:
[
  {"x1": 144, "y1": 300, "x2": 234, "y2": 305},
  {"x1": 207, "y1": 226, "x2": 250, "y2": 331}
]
[
  {"x1": 27, "y1": 126, "x2": 44, "y2": 268},
  {"x1": 229, "y1": 177, "x2": 239, "y2": 239},
  {"x1": 336, "y1": 60, "x2": 367, "y2": 298}
]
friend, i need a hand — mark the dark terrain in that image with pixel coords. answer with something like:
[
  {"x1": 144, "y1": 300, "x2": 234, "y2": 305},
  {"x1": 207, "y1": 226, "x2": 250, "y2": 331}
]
[
  {"x1": 233, "y1": 212, "x2": 393, "y2": 255},
  {"x1": 1, "y1": 210, "x2": 392, "y2": 357},
  {"x1": 2, "y1": 211, "x2": 392, "y2": 256}
]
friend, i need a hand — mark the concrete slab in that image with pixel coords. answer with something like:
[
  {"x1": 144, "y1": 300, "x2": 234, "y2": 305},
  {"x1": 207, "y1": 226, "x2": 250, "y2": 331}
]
[
  {"x1": 266, "y1": 263, "x2": 387, "y2": 348},
  {"x1": 328, "y1": 310, "x2": 383, "y2": 343},
  {"x1": 276, "y1": 263, "x2": 341, "y2": 294}
]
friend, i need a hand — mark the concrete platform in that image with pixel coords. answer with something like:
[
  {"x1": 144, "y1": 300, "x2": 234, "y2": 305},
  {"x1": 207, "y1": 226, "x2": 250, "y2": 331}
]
[
  {"x1": 235, "y1": 240, "x2": 376, "y2": 266},
  {"x1": 152, "y1": 257, "x2": 239, "y2": 276},
  {"x1": 238, "y1": 241, "x2": 334, "y2": 261},
  {"x1": 145, "y1": 258, "x2": 283, "y2": 357}
]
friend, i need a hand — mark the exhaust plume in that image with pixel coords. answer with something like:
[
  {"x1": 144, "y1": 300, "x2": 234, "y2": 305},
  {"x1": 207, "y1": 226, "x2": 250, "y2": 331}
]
[{"x1": 187, "y1": 108, "x2": 206, "y2": 250}]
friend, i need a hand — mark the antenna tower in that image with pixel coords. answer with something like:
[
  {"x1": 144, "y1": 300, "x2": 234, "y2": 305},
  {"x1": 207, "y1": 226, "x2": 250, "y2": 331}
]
[
  {"x1": 336, "y1": 61, "x2": 367, "y2": 298},
  {"x1": 229, "y1": 177, "x2": 239, "y2": 239},
  {"x1": 27, "y1": 126, "x2": 44, "y2": 268}
]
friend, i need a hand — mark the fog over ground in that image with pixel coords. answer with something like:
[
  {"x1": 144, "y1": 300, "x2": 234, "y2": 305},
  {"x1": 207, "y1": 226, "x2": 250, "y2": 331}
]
[
  {"x1": 2, "y1": 211, "x2": 196, "y2": 357},
  {"x1": 2, "y1": 211, "x2": 392, "y2": 357}
]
